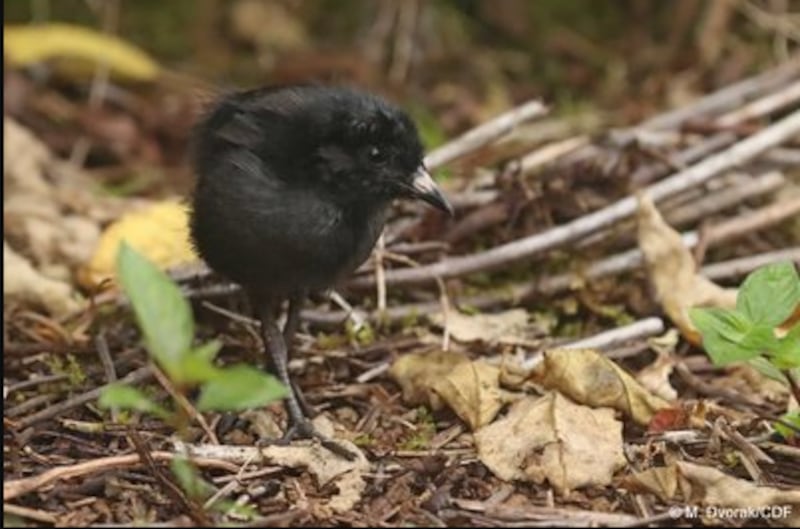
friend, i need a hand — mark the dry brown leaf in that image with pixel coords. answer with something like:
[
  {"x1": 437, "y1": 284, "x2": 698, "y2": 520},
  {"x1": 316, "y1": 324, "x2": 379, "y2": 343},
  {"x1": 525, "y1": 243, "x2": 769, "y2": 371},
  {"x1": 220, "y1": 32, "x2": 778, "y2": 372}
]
[
  {"x1": 622, "y1": 461, "x2": 800, "y2": 526},
  {"x1": 4, "y1": 241, "x2": 83, "y2": 316},
  {"x1": 430, "y1": 308, "x2": 529, "y2": 343},
  {"x1": 636, "y1": 193, "x2": 737, "y2": 343},
  {"x1": 389, "y1": 350, "x2": 469, "y2": 410},
  {"x1": 80, "y1": 200, "x2": 199, "y2": 288},
  {"x1": 390, "y1": 350, "x2": 508, "y2": 429},
  {"x1": 532, "y1": 348, "x2": 670, "y2": 425},
  {"x1": 430, "y1": 360, "x2": 506, "y2": 430},
  {"x1": 636, "y1": 351, "x2": 678, "y2": 401},
  {"x1": 475, "y1": 392, "x2": 625, "y2": 494}
]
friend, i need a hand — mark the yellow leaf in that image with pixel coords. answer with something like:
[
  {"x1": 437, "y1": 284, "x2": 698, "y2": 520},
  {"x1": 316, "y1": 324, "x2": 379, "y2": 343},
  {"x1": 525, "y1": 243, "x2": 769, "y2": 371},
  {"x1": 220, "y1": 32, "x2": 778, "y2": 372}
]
[
  {"x1": 389, "y1": 350, "x2": 510, "y2": 429},
  {"x1": 4, "y1": 23, "x2": 160, "y2": 82},
  {"x1": 532, "y1": 348, "x2": 670, "y2": 425},
  {"x1": 79, "y1": 200, "x2": 198, "y2": 289}
]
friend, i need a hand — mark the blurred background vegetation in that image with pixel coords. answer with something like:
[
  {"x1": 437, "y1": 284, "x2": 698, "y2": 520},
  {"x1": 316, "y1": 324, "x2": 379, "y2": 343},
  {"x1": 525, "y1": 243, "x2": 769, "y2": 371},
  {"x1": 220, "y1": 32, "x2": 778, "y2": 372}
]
[{"x1": 4, "y1": 0, "x2": 796, "y2": 191}]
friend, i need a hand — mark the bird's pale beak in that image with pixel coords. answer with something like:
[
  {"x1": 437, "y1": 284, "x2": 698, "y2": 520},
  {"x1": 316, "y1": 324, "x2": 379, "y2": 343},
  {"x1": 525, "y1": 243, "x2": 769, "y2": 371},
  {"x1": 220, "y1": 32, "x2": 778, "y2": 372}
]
[{"x1": 408, "y1": 166, "x2": 453, "y2": 216}]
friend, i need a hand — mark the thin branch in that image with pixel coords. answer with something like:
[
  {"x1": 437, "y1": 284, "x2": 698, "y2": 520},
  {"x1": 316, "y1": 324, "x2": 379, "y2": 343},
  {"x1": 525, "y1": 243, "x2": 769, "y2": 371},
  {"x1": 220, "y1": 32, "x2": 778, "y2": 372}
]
[
  {"x1": 3, "y1": 451, "x2": 239, "y2": 501},
  {"x1": 424, "y1": 101, "x2": 549, "y2": 170}
]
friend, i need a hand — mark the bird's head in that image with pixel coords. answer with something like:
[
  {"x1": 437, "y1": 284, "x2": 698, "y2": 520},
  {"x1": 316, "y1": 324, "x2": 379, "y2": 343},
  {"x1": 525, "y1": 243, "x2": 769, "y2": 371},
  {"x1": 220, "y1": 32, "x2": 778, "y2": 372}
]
[
  {"x1": 306, "y1": 87, "x2": 453, "y2": 215},
  {"x1": 196, "y1": 85, "x2": 452, "y2": 215}
]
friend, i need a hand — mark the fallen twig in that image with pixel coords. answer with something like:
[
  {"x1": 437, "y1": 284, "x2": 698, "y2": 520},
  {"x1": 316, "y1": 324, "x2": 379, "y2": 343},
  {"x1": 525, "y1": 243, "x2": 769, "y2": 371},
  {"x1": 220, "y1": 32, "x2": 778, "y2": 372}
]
[
  {"x1": 424, "y1": 101, "x2": 549, "y2": 170},
  {"x1": 3, "y1": 450, "x2": 239, "y2": 501}
]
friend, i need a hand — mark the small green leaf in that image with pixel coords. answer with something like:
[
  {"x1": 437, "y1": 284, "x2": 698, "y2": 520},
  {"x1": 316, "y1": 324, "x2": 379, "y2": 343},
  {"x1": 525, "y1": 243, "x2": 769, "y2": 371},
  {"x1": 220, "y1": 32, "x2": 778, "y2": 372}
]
[
  {"x1": 774, "y1": 410, "x2": 800, "y2": 440},
  {"x1": 737, "y1": 261, "x2": 800, "y2": 327},
  {"x1": 747, "y1": 357, "x2": 786, "y2": 382},
  {"x1": 117, "y1": 243, "x2": 194, "y2": 383},
  {"x1": 193, "y1": 340, "x2": 222, "y2": 363},
  {"x1": 178, "y1": 340, "x2": 224, "y2": 384},
  {"x1": 690, "y1": 308, "x2": 759, "y2": 364},
  {"x1": 170, "y1": 455, "x2": 214, "y2": 499},
  {"x1": 99, "y1": 383, "x2": 170, "y2": 419},
  {"x1": 770, "y1": 324, "x2": 800, "y2": 369},
  {"x1": 196, "y1": 365, "x2": 287, "y2": 412}
]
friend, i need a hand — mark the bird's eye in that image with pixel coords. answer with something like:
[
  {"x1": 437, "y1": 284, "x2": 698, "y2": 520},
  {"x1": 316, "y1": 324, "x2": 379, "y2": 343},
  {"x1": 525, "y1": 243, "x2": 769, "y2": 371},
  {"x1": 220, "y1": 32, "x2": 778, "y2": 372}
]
[{"x1": 368, "y1": 146, "x2": 382, "y2": 161}]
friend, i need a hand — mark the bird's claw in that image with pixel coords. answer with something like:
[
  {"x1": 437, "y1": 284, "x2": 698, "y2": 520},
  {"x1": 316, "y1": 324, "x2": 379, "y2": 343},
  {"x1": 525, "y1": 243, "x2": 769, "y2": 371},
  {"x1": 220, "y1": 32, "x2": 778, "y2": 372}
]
[{"x1": 257, "y1": 420, "x2": 357, "y2": 461}]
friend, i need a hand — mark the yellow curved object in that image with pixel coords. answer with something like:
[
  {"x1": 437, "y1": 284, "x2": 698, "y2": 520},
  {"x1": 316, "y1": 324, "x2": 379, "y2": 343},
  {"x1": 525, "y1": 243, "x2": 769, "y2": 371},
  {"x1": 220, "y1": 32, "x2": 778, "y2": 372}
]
[
  {"x1": 4, "y1": 23, "x2": 160, "y2": 82},
  {"x1": 80, "y1": 200, "x2": 199, "y2": 289}
]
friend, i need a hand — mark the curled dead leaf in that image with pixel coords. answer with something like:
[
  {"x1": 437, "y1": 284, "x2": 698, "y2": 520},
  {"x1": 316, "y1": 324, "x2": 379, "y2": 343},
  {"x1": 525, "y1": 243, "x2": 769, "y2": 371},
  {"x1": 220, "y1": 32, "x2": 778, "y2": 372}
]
[
  {"x1": 532, "y1": 348, "x2": 670, "y2": 425},
  {"x1": 636, "y1": 193, "x2": 737, "y2": 343},
  {"x1": 621, "y1": 461, "x2": 800, "y2": 526},
  {"x1": 389, "y1": 350, "x2": 509, "y2": 429},
  {"x1": 475, "y1": 392, "x2": 626, "y2": 494}
]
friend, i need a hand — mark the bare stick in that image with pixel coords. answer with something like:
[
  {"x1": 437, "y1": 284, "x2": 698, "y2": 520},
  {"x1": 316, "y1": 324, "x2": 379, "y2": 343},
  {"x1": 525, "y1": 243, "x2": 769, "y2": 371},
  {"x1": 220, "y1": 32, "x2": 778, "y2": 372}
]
[
  {"x1": 562, "y1": 317, "x2": 664, "y2": 350},
  {"x1": 717, "y1": 79, "x2": 800, "y2": 126},
  {"x1": 704, "y1": 195, "x2": 800, "y2": 243},
  {"x1": 3, "y1": 451, "x2": 239, "y2": 501},
  {"x1": 304, "y1": 244, "x2": 799, "y2": 329},
  {"x1": 349, "y1": 110, "x2": 800, "y2": 288},
  {"x1": 424, "y1": 101, "x2": 549, "y2": 170},
  {"x1": 665, "y1": 171, "x2": 785, "y2": 227},
  {"x1": 626, "y1": 55, "x2": 800, "y2": 134},
  {"x1": 702, "y1": 247, "x2": 800, "y2": 280},
  {"x1": 631, "y1": 132, "x2": 735, "y2": 186},
  {"x1": 16, "y1": 366, "x2": 153, "y2": 429},
  {"x1": 3, "y1": 503, "x2": 57, "y2": 524}
]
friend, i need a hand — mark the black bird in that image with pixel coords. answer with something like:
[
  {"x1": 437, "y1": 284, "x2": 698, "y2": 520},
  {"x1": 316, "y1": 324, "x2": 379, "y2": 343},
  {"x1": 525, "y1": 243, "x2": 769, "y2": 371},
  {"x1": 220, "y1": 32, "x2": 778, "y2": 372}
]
[{"x1": 190, "y1": 85, "x2": 452, "y2": 456}]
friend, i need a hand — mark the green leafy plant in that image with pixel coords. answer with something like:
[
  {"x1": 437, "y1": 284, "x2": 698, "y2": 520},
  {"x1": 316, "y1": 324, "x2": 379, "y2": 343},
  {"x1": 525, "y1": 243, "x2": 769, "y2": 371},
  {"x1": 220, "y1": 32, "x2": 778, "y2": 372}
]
[
  {"x1": 689, "y1": 261, "x2": 800, "y2": 437},
  {"x1": 100, "y1": 242, "x2": 286, "y2": 418},
  {"x1": 98, "y1": 243, "x2": 286, "y2": 517}
]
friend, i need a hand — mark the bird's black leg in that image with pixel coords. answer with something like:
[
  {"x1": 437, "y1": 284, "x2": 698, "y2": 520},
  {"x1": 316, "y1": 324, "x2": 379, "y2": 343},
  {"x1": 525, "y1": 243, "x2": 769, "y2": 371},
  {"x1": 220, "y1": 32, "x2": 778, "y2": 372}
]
[
  {"x1": 282, "y1": 292, "x2": 315, "y2": 417},
  {"x1": 255, "y1": 295, "x2": 355, "y2": 460}
]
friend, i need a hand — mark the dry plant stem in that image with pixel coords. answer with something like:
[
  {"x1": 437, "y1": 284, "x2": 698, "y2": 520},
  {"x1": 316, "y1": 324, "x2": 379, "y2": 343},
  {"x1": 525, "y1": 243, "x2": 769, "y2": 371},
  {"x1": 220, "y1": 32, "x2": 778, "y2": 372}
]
[
  {"x1": 625, "y1": 55, "x2": 800, "y2": 135},
  {"x1": 15, "y1": 366, "x2": 153, "y2": 429},
  {"x1": 450, "y1": 498, "x2": 641, "y2": 526},
  {"x1": 3, "y1": 503, "x2": 57, "y2": 525},
  {"x1": 3, "y1": 451, "x2": 239, "y2": 501},
  {"x1": 580, "y1": 169, "x2": 784, "y2": 250},
  {"x1": 665, "y1": 171, "x2": 785, "y2": 227},
  {"x1": 675, "y1": 362, "x2": 765, "y2": 409},
  {"x1": 375, "y1": 234, "x2": 387, "y2": 312},
  {"x1": 349, "y1": 110, "x2": 800, "y2": 288},
  {"x1": 151, "y1": 364, "x2": 220, "y2": 445},
  {"x1": 517, "y1": 135, "x2": 589, "y2": 175},
  {"x1": 304, "y1": 247, "x2": 800, "y2": 328},
  {"x1": 128, "y1": 429, "x2": 210, "y2": 526},
  {"x1": 424, "y1": 101, "x2": 549, "y2": 170},
  {"x1": 631, "y1": 132, "x2": 736, "y2": 186},
  {"x1": 562, "y1": 317, "x2": 664, "y2": 351},
  {"x1": 704, "y1": 195, "x2": 800, "y2": 243},
  {"x1": 716, "y1": 79, "x2": 800, "y2": 126}
]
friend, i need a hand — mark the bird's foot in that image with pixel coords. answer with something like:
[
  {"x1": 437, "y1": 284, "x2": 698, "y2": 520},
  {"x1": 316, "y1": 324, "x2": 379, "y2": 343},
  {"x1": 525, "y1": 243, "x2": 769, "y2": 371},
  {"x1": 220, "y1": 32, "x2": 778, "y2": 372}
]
[
  {"x1": 255, "y1": 418, "x2": 357, "y2": 461},
  {"x1": 283, "y1": 420, "x2": 358, "y2": 461}
]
